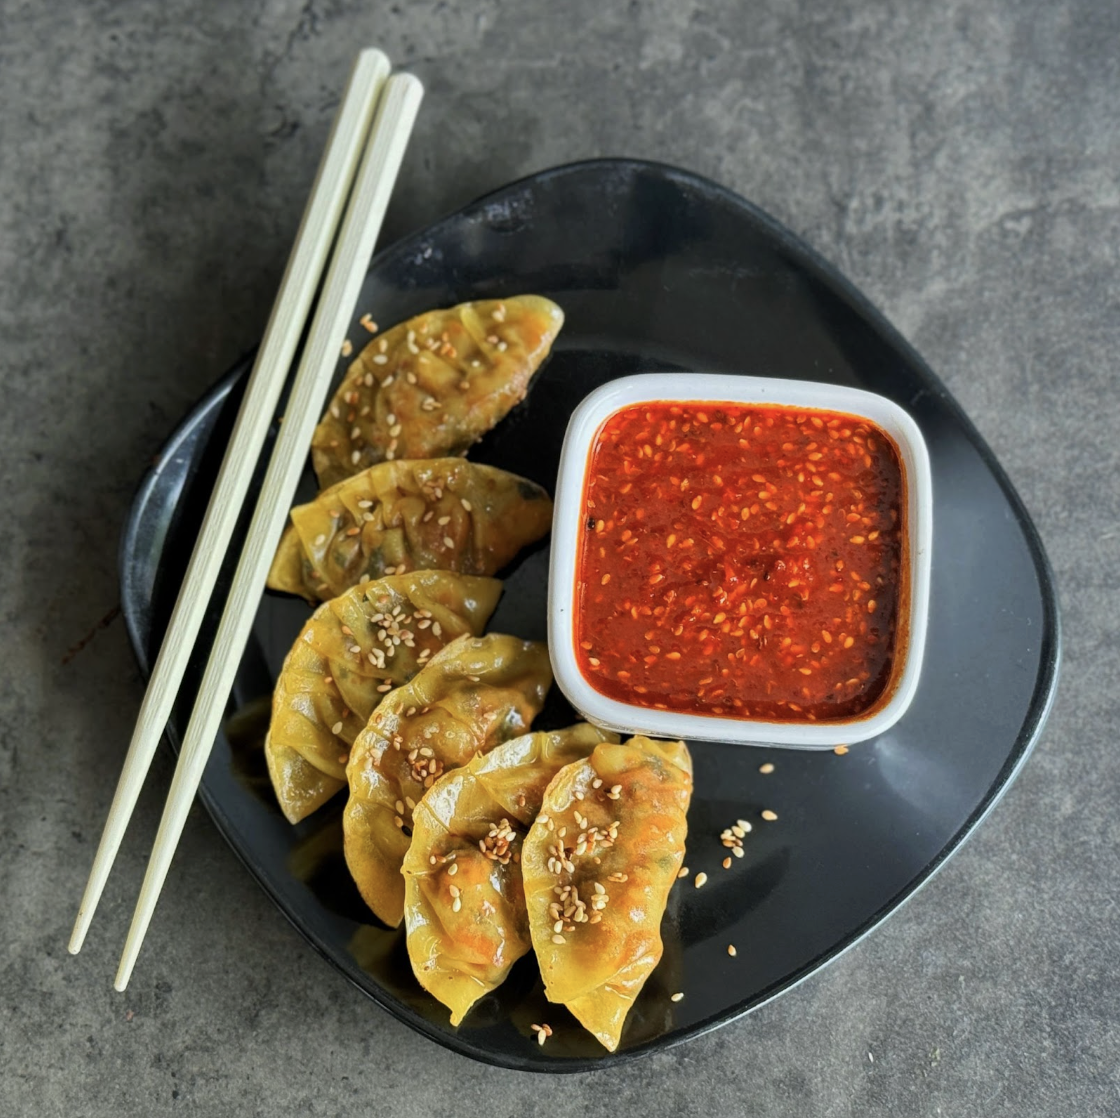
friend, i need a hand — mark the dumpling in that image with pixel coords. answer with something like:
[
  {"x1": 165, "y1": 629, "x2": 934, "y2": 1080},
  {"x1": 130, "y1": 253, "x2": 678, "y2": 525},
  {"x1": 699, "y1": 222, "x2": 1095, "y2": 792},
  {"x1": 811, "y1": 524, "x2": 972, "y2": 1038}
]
[
  {"x1": 521, "y1": 736, "x2": 693, "y2": 1052},
  {"x1": 343, "y1": 634, "x2": 552, "y2": 928},
  {"x1": 401, "y1": 724, "x2": 618, "y2": 1025},
  {"x1": 265, "y1": 572, "x2": 502, "y2": 824},
  {"x1": 267, "y1": 458, "x2": 553, "y2": 602},
  {"x1": 310, "y1": 296, "x2": 564, "y2": 488}
]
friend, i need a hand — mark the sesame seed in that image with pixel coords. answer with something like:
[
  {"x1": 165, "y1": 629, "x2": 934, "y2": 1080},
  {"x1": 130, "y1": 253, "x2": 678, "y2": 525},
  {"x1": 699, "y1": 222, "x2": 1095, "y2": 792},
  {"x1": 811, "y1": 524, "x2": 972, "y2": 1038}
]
[
  {"x1": 727, "y1": 944, "x2": 737, "y2": 957},
  {"x1": 340, "y1": 339, "x2": 352, "y2": 357},
  {"x1": 732, "y1": 845, "x2": 744, "y2": 858},
  {"x1": 761, "y1": 809, "x2": 778, "y2": 821},
  {"x1": 834, "y1": 744, "x2": 850, "y2": 755},
  {"x1": 759, "y1": 762, "x2": 775, "y2": 774},
  {"x1": 447, "y1": 862, "x2": 458, "y2": 876},
  {"x1": 694, "y1": 872, "x2": 708, "y2": 888},
  {"x1": 670, "y1": 992, "x2": 684, "y2": 1003},
  {"x1": 722, "y1": 857, "x2": 732, "y2": 869},
  {"x1": 677, "y1": 866, "x2": 689, "y2": 879},
  {"x1": 551, "y1": 934, "x2": 565, "y2": 945},
  {"x1": 331, "y1": 721, "x2": 343, "y2": 735}
]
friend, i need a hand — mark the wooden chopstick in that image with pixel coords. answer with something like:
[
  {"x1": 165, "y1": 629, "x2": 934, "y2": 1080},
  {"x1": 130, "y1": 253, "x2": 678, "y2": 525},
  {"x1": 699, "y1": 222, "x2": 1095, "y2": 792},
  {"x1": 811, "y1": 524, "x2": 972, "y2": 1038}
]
[
  {"x1": 113, "y1": 71, "x2": 424, "y2": 992},
  {"x1": 68, "y1": 48, "x2": 391, "y2": 957}
]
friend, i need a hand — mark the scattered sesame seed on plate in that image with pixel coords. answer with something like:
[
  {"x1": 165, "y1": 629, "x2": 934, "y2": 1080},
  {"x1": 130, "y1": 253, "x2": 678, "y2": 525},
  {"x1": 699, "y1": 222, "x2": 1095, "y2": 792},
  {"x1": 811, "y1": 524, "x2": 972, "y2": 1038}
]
[
  {"x1": 834, "y1": 744, "x2": 850, "y2": 755},
  {"x1": 694, "y1": 872, "x2": 708, "y2": 888},
  {"x1": 759, "y1": 762, "x2": 775, "y2": 774},
  {"x1": 722, "y1": 857, "x2": 732, "y2": 869},
  {"x1": 677, "y1": 866, "x2": 689, "y2": 879},
  {"x1": 670, "y1": 992, "x2": 684, "y2": 1003},
  {"x1": 761, "y1": 809, "x2": 778, "y2": 821},
  {"x1": 727, "y1": 944, "x2": 737, "y2": 957}
]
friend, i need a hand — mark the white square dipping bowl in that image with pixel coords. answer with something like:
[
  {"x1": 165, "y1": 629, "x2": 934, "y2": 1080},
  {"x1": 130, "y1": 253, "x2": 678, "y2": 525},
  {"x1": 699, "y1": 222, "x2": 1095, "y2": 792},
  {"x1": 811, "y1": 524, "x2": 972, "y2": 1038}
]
[{"x1": 547, "y1": 373, "x2": 933, "y2": 749}]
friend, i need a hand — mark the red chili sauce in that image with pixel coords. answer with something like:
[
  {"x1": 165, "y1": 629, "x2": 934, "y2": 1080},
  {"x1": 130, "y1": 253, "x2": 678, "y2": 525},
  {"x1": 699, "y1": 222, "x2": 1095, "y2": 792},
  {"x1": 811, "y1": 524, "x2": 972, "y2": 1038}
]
[{"x1": 574, "y1": 402, "x2": 905, "y2": 722}]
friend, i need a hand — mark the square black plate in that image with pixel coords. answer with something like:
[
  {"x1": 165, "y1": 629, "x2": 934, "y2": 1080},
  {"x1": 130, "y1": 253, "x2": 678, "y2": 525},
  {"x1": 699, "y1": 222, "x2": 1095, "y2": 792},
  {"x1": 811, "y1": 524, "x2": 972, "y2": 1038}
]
[{"x1": 120, "y1": 159, "x2": 1060, "y2": 1071}]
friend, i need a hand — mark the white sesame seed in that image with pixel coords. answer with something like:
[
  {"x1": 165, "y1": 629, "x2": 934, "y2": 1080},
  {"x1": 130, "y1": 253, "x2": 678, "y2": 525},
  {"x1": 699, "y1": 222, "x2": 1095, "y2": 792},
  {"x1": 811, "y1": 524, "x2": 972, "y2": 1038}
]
[
  {"x1": 759, "y1": 762, "x2": 776, "y2": 774},
  {"x1": 761, "y1": 809, "x2": 778, "y2": 821},
  {"x1": 670, "y1": 992, "x2": 684, "y2": 1003},
  {"x1": 694, "y1": 872, "x2": 708, "y2": 888},
  {"x1": 331, "y1": 721, "x2": 343, "y2": 735}
]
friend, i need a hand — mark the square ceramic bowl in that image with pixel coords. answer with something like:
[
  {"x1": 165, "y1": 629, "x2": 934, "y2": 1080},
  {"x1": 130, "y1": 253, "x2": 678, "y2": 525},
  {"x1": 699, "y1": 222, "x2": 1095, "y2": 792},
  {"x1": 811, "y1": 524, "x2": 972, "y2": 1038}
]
[{"x1": 548, "y1": 373, "x2": 933, "y2": 748}]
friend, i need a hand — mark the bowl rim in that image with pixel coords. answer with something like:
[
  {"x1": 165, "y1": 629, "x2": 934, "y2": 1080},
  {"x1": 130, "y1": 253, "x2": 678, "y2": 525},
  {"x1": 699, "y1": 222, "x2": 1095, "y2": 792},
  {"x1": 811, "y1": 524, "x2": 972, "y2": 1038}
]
[{"x1": 547, "y1": 371, "x2": 933, "y2": 748}]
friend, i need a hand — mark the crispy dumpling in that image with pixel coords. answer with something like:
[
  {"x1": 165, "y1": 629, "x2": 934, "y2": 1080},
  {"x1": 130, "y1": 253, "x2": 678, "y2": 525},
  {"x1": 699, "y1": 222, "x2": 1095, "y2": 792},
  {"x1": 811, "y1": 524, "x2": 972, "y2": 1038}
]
[
  {"x1": 311, "y1": 296, "x2": 564, "y2": 488},
  {"x1": 402, "y1": 724, "x2": 618, "y2": 1025},
  {"x1": 521, "y1": 736, "x2": 693, "y2": 1052},
  {"x1": 265, "y1": 572, "x2": 502, "y2": 824},
  {"x1": 344, "y1": 634, "x2": 553, "y2": 928},
  {"x1": 267, "y1": 459, "x2": 553, "y2": 602}
]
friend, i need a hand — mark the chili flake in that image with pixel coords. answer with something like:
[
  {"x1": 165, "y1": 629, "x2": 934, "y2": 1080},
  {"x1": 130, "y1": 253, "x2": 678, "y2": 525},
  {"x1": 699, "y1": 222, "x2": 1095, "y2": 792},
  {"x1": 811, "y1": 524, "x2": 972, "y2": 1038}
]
[{"x1": 574, "y1": 402, "x2": 904, "y2": 722}]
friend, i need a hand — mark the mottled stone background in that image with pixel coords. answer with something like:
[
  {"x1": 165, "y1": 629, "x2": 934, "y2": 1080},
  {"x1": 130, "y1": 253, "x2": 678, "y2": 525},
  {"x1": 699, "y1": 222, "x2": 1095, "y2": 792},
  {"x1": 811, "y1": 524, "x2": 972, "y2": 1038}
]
[{"x1": 1, "y1": 0, "x2": 1117, "y2": 1114}]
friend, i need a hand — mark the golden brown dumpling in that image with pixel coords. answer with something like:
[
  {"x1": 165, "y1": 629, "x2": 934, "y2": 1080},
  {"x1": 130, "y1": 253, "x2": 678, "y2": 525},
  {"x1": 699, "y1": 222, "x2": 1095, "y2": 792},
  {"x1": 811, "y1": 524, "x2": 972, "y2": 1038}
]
[
  {"x1": 310, "y1": 296, "x2": 564, "y2": 488},
  {"x1": 521, "y1": 736, "x2": 693, "y2": 1052},
  {"x1": 265, "y1": 572, "x2": 501, "y2": 824},
  {"x1": 267, "y1": 458, "x2": 553, "y2": 602},
  {"x1": 343, "y1": 634, "x2": 552, "y2": 928},
  {"x1": 401, "y1": 724, "x2": 617, "y2": 1025}
]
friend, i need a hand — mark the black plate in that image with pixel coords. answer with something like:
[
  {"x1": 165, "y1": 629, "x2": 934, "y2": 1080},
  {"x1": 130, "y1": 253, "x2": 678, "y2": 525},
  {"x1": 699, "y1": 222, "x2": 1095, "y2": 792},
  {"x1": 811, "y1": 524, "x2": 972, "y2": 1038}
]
[{"x1": 120, "y1": 159, "x2": 1060, "y2": 1072}]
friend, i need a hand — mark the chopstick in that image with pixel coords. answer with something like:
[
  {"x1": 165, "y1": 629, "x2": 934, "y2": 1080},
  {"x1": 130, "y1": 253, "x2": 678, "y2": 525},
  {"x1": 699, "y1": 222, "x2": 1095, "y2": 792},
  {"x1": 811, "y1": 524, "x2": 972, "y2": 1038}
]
[
  {"x1": 113, "y1": 70, "x2": 424, "y2": 992},
  {"x1": 68, "y1": 48, "x2": 391, "y2": 957}
]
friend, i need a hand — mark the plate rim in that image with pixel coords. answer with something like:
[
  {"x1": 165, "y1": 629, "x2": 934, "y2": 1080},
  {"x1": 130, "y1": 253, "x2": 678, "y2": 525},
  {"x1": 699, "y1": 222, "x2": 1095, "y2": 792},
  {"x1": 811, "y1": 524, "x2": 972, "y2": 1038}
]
[{"x1": 119, "y1": 157, "x2": 1062, "y2": 1072}]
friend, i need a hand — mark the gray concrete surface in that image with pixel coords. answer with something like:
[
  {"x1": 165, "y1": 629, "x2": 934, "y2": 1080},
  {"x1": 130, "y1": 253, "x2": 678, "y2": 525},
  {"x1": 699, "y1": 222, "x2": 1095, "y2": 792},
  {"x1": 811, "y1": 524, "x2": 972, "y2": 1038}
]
[{"x1": 1, "y1": 0, "x2": 1117, "y2": 1114}]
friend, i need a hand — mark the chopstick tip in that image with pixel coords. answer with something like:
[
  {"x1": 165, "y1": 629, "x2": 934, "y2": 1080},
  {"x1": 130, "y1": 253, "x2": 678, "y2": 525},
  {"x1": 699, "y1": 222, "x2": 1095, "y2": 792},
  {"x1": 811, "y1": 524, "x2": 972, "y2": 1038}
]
[{"x1": 68, "y1": 914, "x2": 88, "y2": 955}]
